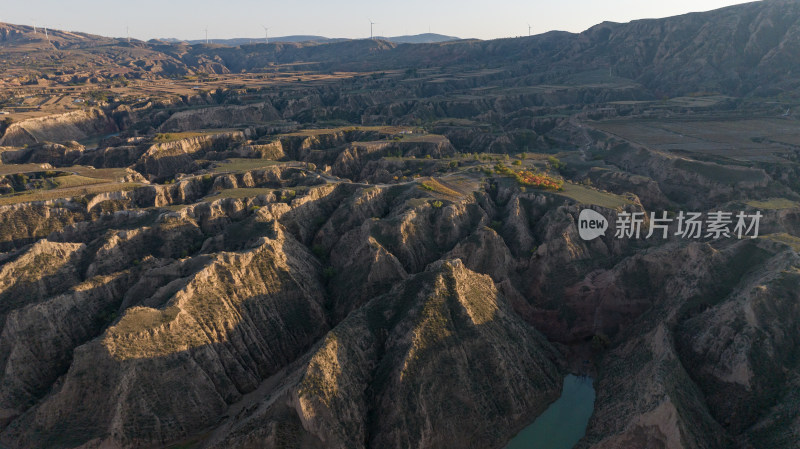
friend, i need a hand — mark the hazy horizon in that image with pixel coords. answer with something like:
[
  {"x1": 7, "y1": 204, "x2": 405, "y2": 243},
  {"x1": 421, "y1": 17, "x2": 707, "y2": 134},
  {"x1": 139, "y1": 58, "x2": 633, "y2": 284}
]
[{"x1": 2, "y1": 0, "x2": 757, "y2": 42}]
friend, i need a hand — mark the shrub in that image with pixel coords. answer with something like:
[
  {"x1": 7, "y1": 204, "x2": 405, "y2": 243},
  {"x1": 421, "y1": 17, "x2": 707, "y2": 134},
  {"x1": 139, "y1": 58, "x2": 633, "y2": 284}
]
[
  {"x1": 494, "y1": 163, "x2": 514, "y2": 176},
  {"x1": 591, "y1": 333, "x2": 611, "y2": 351},
  {"x1": 431, "y1": 200, "x2": 443, "y2": 208},
  {"x1": 547, "y1": 156, "x2": 565, "y2": 171}
]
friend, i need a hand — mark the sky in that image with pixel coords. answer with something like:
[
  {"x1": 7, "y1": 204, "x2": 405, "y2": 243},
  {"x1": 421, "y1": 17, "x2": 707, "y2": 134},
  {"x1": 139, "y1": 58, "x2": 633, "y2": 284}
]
[{"x1": 1, "y1": 0, "x2": 758, "y2": 41}]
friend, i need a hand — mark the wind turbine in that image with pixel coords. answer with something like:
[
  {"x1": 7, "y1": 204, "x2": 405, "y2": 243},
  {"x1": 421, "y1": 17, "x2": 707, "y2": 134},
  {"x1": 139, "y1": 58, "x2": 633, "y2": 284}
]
[
  {"x1": 205, "y1": 27, "x2": 209, "y2": 44},
  {"x1": 528, "y1": 24, "x2": 532, "y2": 37},
  {"x1": 262, "y1": 25, "x2": 269, "y2": 44},
  {"x1": 369, "y1": 19, "x2": 376, "y2": 40},
  {"x1": 126, "y1": 25, "x2": 130, "y2": 43}
]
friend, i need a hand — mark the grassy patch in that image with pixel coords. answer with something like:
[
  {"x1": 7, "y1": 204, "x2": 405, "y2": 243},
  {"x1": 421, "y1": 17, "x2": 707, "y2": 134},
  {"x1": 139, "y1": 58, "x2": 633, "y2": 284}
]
[
  {"x1": 154, "y1": 131, "x2": 217, "y2": 143},
  {"x1": 111, "y1": 306, "x2": 181, "y2": 336},
  {"x1": 762, "y1": 233, "x2": 800, "y2": 251},
  {"x1": 674, "y1": 159, "x2": 765, "y2": 184},
  {"x1": 0, "y1": 183, "x2": 141, "y2": 206},
  {"x1": 419, "y1": 178, "x2": 462, "y2": 197},
  {"x1": 745, "y1": 198, "x2": 799, "y2": 210},
  {"x1": 0, "y1": 163, "x2": 55, "y2": 176},
  {"x1": 50, "y1": 174, "x2": 107, "y2": 189},
  {"x1": 208, "y1": 187, "x2": 277, "y2": 200},
  {"x1": 208, "y1": 158, "x2": 282, "y2": 173},
  {"x1": 284, "y1": 125, "x2": 391, "y2": 137},
  {"x1": 554, "y1": 183, "x2": 633, "y2": 209},
  {"x1": 0, "y1": 164, "x2": 131, "y2": 181},
  {"x1": 69, "y1": 166, "x2": 132, "y2": 181},
  {"x1": 399, "y1": 134, "x2": 448, "y2": 143}
]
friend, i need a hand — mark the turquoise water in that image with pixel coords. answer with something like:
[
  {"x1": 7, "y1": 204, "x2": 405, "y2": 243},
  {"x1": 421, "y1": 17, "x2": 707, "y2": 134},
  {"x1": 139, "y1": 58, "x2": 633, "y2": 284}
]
[{"x1": 505, "y1": 375, "x2": 596, "y2": 449}]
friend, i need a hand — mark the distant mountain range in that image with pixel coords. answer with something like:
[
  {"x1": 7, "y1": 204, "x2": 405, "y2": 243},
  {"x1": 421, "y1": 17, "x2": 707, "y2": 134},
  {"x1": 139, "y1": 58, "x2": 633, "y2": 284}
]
[
  {"x1": 377, "y1": 33, "x2": 461, "y2": 44},
  {"x1": 3, "y1": 1, "x2": 800, "y2": 97},
  {"x1": 174, "y1": 33, "x2": 460, "y2": 46}
]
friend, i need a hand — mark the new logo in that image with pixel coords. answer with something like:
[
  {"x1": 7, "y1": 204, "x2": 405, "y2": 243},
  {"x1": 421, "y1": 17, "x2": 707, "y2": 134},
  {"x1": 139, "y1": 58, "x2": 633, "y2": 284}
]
[
  {"x1": 578, "y1": 209, "x2": 608, "y2": 241},
  {"x1": 576, "y1": 209, "x2": 762, "y2": 241}
]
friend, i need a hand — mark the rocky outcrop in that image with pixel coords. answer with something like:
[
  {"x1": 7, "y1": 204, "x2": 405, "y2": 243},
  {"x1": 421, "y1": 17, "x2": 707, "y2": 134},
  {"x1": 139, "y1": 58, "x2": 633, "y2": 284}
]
[
  {"x1": 0, "y1": 141, "x2": 87, "y2": 166},
  {"x1": 2, "y1": 227, "x2": 329, "y2": 448},
  {"x1": 0, "y1": 240, "x2": 85, "y2": 319},
  {"x1": 135, "y1": 131, "x2": 247, "y2": 180},
  {"x1": 331, "y1": 137, "x2": 455, "y2": 181},
  {"x1": 603, "y1": 143, "x2": 773, "y2": 208},
  {"x1": 158, "y1": 102, "x2": 281, "y2": 132},
  {"x1": 0, "y1": 201, "x2": 90, "y2": 250},
  {"x1": 587, "y1": 167, "x2": 672, "y2": 210},
  {"x1": 0, "y1": 271, "x2": 133, "y2": 427}
]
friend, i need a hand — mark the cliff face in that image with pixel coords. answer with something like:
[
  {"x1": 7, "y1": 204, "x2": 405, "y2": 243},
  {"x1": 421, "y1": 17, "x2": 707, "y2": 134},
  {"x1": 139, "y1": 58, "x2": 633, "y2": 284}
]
[
  {"x1": 158, "y1": 102, "x2": 282, "y2": 132},
  {"x1": 0, "y1": 141, "x2": 87, "y2": 166},
  {"x1": 135, "y1": 131, "x2": 247, "y2": 181},
  {"x1": 601, "y1": 142, "x2": 773, "y2": 209},
  {"x1": 4, "y1": 228, "x2": 329, "y2": 448},
  {"x1": 209, "y1": 260, "x2": 562, "y2": 449},
  {"x1": 0, "y1": 109, "x2": 118, "y2": 147},
  {"x1": 0, "y1": 201, "x2": 91, "y2": 251},
  {"x1": 577, "y1": 239, "x2": 800, "y2": 449},
  {"x1": 0, "y1": 172, "x2": 576, "y2": 448}
]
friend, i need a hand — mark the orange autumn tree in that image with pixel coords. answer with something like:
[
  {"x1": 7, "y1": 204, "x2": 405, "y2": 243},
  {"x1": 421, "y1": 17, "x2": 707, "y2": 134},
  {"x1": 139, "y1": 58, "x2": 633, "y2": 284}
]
[{"x1": 515, "y1": 170, "x2": 564, "y2": 190}]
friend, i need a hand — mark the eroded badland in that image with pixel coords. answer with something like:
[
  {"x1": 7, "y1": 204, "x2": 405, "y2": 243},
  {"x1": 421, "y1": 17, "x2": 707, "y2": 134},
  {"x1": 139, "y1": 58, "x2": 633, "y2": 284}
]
[{"x1": 0, "y1": 2, "x2": 799, "y2": 448}]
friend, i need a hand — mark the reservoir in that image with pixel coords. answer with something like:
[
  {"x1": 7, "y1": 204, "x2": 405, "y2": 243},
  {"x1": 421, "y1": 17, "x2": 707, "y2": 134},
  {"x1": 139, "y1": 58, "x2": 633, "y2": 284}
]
[{"x1": 505, "y1": 375, "x2": 596, "y2": 449}]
